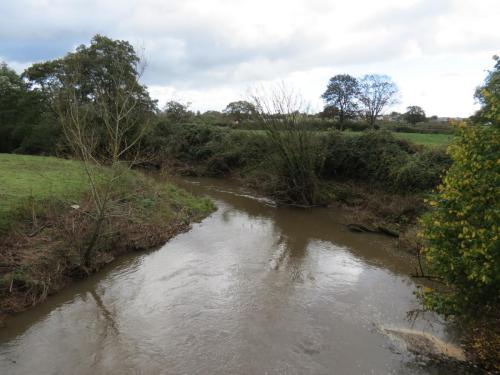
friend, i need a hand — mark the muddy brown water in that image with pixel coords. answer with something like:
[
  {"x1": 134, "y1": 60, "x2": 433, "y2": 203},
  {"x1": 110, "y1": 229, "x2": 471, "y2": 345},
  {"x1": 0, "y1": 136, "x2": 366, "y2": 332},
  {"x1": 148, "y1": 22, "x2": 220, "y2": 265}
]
[{"x1": 0, "y1": 178, "x2": 470, "y2": 374}]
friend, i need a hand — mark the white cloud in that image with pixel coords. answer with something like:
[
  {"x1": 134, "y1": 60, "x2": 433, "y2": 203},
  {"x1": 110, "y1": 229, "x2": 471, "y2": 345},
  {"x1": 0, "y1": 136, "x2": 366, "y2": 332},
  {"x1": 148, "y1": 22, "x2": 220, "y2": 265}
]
[{"x1": 1, "y1": 0, "x2": 499, "y2": 116}]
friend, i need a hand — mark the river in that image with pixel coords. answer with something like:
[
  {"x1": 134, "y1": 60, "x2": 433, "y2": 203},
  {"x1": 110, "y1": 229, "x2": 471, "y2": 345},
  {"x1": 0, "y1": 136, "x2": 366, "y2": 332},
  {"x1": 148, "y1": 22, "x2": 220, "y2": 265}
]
[{"x1": 0, "y1": 177, "x2": 469, "y2": 374}]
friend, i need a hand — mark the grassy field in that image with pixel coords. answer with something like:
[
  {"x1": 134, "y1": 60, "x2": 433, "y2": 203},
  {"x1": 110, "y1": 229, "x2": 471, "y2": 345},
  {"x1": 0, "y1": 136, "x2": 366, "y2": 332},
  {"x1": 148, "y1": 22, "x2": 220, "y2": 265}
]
[
  {"x1": 0, "y1": 154, "x2": 95, "y2": 232},
  {"x1": 231, "y1": 129, "x2": 452, "y2": 147},
  {"x1": 0, "y1": 153, "x2": 213, "y2": 232},
  {"x1": 340, "y1": 131, "x2": 452, "y2": 147},
  {"x1": 393, "y1": 132, "x2": 452, "y2": 147}
]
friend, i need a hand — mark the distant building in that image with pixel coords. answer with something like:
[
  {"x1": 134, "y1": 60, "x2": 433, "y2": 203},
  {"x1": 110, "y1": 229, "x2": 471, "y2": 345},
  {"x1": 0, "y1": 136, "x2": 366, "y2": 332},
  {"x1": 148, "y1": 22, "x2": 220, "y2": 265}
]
[
  {"x1": 380, "y1": 114, "x2": 400, "y2": 122},
  {"x1": 435, "y1": 117, "x2": 450, "y2": 123},
  {"x1": 435, "y1": 117, "x2": 463, "y2": 123}
]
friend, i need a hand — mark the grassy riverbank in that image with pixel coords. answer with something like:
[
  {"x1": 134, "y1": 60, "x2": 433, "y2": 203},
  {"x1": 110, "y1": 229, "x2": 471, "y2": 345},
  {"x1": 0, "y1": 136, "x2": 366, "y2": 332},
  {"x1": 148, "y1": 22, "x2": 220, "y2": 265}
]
[
  {"x1": 0, "y1": 154, "x2": 214, "y2": 319},
  {"x1": 0, "y1": 154, "x2": 98, "y2": 233}
]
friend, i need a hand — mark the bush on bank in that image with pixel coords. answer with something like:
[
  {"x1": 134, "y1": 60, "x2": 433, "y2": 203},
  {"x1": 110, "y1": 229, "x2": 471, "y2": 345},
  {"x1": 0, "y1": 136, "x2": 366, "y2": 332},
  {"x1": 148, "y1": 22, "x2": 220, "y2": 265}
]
[
  {"x1": 321, "y1": 130, "x2": 451, "y2": 192},
  {"x1": 420, "y1": 123, "x2": 500, "y2": 317},
  {"x1": 144, "y1": 122, "x2": 451, "y2": 197}
]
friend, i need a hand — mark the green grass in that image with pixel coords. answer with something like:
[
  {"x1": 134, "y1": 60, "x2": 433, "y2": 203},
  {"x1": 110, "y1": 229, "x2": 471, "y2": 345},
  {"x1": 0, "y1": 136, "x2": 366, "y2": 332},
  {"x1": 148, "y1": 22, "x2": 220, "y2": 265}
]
[
  {"x1": 231, "y1": 129, "x2": 452, "y2": 147},
  {"x1": 338, "y1": 130, "x2": 452, "y2": 147},
  {"x1": 165, "y1": 184, "x2": 215, "y2": 219},
  {"x1": 0, "y1": 154, "x2": 95, "y2": 231},
  {"x1": 393, "y1": 132, "x2": 452, "y2": 147},
  {"x1": 0, "y1": 154, "x2": 214, "y2": 233}
]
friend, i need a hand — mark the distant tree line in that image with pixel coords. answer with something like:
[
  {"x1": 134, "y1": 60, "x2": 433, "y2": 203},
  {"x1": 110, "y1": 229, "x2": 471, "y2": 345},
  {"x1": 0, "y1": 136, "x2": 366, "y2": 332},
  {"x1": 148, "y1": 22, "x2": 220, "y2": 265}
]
[
  {"x1": 0, "y1": 35, "x2": 157, "y2": 155},
  {"x1": 320, "y1": 73, "x2": 430, "y2": 128},
  {"x1": 0, "y1": 34, "x2": 470, "y2": 156}
]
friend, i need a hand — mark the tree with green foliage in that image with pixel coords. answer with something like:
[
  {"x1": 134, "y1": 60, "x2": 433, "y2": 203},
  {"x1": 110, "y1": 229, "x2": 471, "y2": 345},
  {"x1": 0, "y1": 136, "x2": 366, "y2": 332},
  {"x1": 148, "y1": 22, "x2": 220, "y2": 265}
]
[
  {"x1": 473, "y1": 55, "x2": 500, "y2": 126},
  {"x1": 420, "y1": 57, "x2": 500, "y2": 317},
  {"x1": 357, "y1": 74, "x2": 399, "y2": 128},
  {"x1": 23, "y1": 34, "x2": 157, "y2": 158},
  {"x1": 321, "y1": 74, "x2": 359, "y2": 129},
  {"x1": 404, "y1": 105, "x2": 426, "y2": 124},
  {"x1": 0, "y1": 62, "x2": 47, "y2": 153},
  {"x1": 318, "y1": 104, "x2": 340, "y2": 119},
  {"x1": 162, "y1": 100, "x2": 193, "y2": 123},
  {"x1": 223, "y1": 100, "x2": 256, "y2": 122}
]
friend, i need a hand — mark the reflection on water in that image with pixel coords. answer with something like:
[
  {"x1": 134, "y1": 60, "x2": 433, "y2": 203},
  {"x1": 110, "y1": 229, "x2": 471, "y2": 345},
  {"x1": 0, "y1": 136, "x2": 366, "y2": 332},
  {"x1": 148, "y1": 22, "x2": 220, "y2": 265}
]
[{"x1": 0, "y1": 177, "x2": 466, "y2": 374}]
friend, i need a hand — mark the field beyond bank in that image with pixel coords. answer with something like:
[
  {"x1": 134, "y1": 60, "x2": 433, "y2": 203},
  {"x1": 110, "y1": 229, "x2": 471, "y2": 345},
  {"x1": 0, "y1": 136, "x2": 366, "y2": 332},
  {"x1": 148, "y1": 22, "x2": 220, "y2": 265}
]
[
  {"x1": 0, "y1": 154, "x2": 96, "y2": 233},
  {"x1": 229, "y1": 128, "x2": 452, "y2": 148}
]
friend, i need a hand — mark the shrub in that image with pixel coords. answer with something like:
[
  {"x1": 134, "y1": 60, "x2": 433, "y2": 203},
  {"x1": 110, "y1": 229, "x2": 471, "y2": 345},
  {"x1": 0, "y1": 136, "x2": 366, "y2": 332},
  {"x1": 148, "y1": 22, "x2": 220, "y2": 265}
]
[
  {"x1": 343, "y1": 121, "x2": 371, "y2": 132},
  {"x1": 145, "y1": 122, "x2": 449, "y2": 199},
  {"x1": 321, "y1": 130, "x2": 449, "y2": 192},
  {"x1": 391, "y1": 156, "x2": 439, "y2": 192},
  {"x1": 252, "y1": 87, "x2": 326, "y2": 205},
  {"x1": 420, "y1": 123, "x2": 500, "y2": 316},
  {"x1": 144, "y1": 122, "x2": 224, "y2": 163}
]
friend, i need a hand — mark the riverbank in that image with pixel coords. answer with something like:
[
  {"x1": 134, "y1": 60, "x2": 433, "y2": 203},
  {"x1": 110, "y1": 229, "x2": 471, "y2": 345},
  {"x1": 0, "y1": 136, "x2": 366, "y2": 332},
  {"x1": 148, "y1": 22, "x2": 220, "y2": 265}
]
[
  {"x1": 142, "y1": 123, "x2": 451, "y2": 249},
  {"x1": 0, "y1": 154, "x2": 214, "y2": 322}
]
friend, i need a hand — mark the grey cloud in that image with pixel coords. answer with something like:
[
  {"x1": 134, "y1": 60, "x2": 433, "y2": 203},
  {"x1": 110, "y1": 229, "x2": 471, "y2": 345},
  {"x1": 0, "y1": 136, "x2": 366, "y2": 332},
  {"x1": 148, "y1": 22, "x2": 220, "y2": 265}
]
[
  {"x1": 0, "y1": 0, "x2": 498, "y2": 93},
  {"x1": 363, "y1": 0, "x2": 454, "y2": 28}
]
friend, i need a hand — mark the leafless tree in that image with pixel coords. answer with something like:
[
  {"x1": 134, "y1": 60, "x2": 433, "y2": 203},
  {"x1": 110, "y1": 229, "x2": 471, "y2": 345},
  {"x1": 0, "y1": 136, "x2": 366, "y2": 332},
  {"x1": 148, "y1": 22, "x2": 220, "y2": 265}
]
[{"x1": 250, "y1": 83, "x2": 324, "y2": 206}]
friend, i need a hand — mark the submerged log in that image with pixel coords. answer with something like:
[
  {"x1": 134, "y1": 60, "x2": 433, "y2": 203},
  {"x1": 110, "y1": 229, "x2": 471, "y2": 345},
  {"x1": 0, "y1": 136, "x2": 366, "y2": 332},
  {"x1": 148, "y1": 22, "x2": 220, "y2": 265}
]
[
  {"x1": 346, "y1": 223, "x2": 378, "y2": 233},
  {"x1": 377, "y1": 226, "x2": 400, "y2": 238},
  {"x1": 346, "y1": 223, "x2": 400, "y2": 238}
]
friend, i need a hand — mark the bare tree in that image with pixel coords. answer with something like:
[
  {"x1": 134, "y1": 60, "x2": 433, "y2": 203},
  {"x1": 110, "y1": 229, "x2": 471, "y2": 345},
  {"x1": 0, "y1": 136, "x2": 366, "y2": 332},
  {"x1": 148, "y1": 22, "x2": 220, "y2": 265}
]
[
  {"x1": 250, "y1": 83, "x2": 324, "y2": 206},
  {"x1": 357, "y1": 74, "x2": 399, "y2": 128}
]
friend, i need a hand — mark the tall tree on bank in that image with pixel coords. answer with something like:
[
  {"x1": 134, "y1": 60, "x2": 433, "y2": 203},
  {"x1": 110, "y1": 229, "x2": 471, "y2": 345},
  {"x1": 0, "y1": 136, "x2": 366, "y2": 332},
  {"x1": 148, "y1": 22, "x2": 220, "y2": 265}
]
[
  {"x1": 24, "y1": 34, "x2": 157, "y2": 158},
  {"x1": 357, "y1": 74, "x2": 399, "y2": 128},
  {"x1": 24, "y1": 35, "x2": 157, "y2": 268},
  {"x1": 321, "y1": 74, "x2": 359, "y2": 129}
]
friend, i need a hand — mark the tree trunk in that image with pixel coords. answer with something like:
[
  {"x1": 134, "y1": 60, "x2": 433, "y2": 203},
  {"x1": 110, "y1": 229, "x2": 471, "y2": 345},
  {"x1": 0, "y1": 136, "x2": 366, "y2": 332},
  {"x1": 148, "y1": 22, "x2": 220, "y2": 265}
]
[{"x1": 369, "y1": 114, "x2": 376, "y2": 128}]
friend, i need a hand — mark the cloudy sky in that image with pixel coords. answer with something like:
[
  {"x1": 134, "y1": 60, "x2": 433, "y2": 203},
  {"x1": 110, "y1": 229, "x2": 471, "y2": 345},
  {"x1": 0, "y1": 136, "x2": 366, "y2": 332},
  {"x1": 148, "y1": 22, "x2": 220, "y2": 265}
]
[{"x1": 1, "y1": 0, "x2": 499, "y2": 116}]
